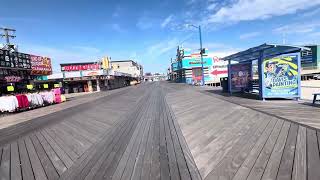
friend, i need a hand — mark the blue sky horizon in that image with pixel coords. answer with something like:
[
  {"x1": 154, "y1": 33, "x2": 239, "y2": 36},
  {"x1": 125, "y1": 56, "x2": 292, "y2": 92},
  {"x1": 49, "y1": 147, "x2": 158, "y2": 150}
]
[{"x1": 1, "y1": 0, "x2": 320, "y2": 73}]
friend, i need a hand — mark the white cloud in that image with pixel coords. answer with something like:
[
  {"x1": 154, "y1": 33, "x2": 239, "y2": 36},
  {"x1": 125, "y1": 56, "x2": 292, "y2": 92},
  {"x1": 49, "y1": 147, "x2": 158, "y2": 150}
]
[
  {"x1": 147, "y1": 38, "x2": 179, "y2": 57},
  {"x1": 301, "y1": 8, "x2": 320, "y2": 17},
  {"x1": 161, "y1": 15, "x2": 173, "y2": 28},
  {"x1": 207, "y1": 3, "x2": 217, "y2": 10},
  {"x1": 239, "y1": 31, "x2": 261, "y2": 40},
  {"x1": 111, "y1": 23, "x2": 125, "y2": 33},
  {"x1": 136, "y1": 17, "x2": 153, "y2": 30},
  {"x1": 273, "y1": 22, "x2": 320, "y2": 34},
  {"x1": 208, "y1": 0, "x2": 320, "y2": 23}
]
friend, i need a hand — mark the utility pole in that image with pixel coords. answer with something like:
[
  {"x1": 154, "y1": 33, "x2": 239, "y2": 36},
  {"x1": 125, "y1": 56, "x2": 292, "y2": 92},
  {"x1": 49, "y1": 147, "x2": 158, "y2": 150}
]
[
  {"x1": 198, "y1": 25, "x2": 205, "y2": 86},
  {"x1": 188, "y1": 24, "x2": 205, "y2": 86},
  {"x1": 0, "y1": 27, "x2": 16, "y2": 50}
]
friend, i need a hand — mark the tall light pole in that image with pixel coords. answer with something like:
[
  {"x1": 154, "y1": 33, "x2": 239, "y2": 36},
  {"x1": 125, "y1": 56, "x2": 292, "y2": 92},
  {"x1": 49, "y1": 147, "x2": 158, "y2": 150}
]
[{"x1": 188, "y1": 24, "x2": 205, "y2": 86}]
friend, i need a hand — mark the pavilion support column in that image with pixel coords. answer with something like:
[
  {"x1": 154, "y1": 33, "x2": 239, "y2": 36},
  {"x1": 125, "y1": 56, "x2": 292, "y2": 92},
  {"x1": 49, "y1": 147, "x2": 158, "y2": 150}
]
[
  {"x1": 258, "y1": 50, "x2": 264, "y2": 100},
  {"x1": 228, "y1": 59, "x2": 232, "y2": 95}
]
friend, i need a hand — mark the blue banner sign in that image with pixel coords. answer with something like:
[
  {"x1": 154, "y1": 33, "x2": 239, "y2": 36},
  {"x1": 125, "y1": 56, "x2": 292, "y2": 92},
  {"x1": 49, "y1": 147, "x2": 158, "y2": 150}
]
[
  {"x1": 181, "y1": 57, "x2": 212, "y2": 69},
  {"x1": 262, "y1": 53, "x2": 301, "y2": 98}
]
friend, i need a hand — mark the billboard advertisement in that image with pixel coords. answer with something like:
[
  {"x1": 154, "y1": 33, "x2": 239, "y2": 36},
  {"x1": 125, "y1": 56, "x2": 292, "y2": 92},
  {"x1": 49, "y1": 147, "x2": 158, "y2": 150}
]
[
  {"x1": 181, "y1": 57, "x2": 212, "y2": 69},
  {"x1": 209, "y1": 57, "x2": 228, "y2": 82},
  {"x1": 262, "y1": 53, "x2": 300, "y2": 98},
  {"x1": 30, "y1": 55, "x2": 52, "y2": 75},
  {"x1": 230, "y1": 63, "x2": 252, "y2": 92}
]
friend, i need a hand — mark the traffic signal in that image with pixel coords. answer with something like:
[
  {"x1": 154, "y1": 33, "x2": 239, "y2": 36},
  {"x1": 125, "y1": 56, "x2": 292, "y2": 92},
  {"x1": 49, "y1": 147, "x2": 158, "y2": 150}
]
[{"x1": 200, "y1": 48, "x2": 205, "y2": 55}]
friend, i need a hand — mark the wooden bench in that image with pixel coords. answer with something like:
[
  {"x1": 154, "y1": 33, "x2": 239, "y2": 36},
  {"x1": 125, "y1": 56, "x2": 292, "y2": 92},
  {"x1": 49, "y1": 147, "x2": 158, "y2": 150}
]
[{"x1": 313, "y1": 93, "x2": 320, "y2": 104}]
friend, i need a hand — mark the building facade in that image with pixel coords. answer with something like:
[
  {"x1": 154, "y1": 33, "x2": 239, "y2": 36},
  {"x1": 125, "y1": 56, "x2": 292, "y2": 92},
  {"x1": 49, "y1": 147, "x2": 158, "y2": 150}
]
[
  {"x1": 171, "y1": 47, "x2": 228, "y2": 86},
  {"x1": 110, "y1": 60, "x2": 143, "y2": 80},
  {"x1": 0, "y1": 49, "x2": 52, "y2": 94}
]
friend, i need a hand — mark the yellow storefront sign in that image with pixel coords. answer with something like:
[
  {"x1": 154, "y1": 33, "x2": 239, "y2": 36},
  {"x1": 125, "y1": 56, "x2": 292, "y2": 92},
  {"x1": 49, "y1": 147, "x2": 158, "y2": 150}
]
[
  {"x1": 7, "y1": 86, "x2": 14, "y2": 92},
  {"x1": 27, "y1": 85, "x2": 33, "y2": 90},
  {"x1": 43, "y1": 84, "x2": 49, "y2": 89}
]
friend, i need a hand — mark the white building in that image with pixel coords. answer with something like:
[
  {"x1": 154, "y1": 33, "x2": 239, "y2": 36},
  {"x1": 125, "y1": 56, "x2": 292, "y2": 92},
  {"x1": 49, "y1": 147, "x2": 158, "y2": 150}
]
[{"x1": 110, "y1": 60, "x2": 143, "y2": 80}]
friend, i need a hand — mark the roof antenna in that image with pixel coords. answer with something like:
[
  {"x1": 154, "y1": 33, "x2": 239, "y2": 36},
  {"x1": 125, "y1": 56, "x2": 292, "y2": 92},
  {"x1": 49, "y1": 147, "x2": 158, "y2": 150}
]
[{"x1": 282, "y1": 26, "x2": 287, "y2": 45}]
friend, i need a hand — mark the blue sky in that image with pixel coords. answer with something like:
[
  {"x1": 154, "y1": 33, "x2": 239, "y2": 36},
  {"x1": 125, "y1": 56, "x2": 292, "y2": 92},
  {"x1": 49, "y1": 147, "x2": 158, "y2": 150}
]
[{"x1": 1, "y1": 0, "x2": 320, "y2": 73}]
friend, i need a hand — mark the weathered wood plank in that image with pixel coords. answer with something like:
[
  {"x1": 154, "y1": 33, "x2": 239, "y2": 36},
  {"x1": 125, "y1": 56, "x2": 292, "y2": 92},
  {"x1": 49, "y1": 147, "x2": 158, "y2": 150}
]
[
  {"x1": 10, "y1": 141, "x2": 22, "y2": 180},
  {"x1": 131, "y1": 97, "x2": 154, "y2": 180},
  {"x1": 35, "y1": 131, "x2": 67, "y2": 175},
  {"x1": 18, "y1": 138, "x2": 35, "y2": 180},
  {"x1": 247, "y1": 119, "x2": 284, "y2": 180},
  {"x1": 166, "y1": 95, "x2": 201, "y2": 180},
  {"x1": 232, "y1": 118, "x2": 278, "y2": 180},
  {"x1": 120, "y1": 106, "x2": 151, "y2": 180},
  {"x1": 0, "y1": 143, "x2": 10, "y2": 180},
  {"x1": 292, "y1": 126, "x2": 307, "y2": 180},
  {"x1": 40, "y1": 129, "x2": 74, "y2": 168},
  {"x1": 25, "y1": 136, "x2": 48, "y2": 180},
  {"x1": 276, "y1": 123, "x2": 299, "y2": 180},
  {"x1": 150, "y1": 94, "x2": 161, "y2": 180},
  {"x1": 43, "y1": 128, "x2": 79, "y2": 160},
  {"x1": 30, "y1": 133, "x2": 59, "y2": 180},
  {"x1": 307, "y1": 128, "x2": 320, "y2": 180},
  {"x1": 261, "y1": 121, "x2": 291, "y2": 180}
]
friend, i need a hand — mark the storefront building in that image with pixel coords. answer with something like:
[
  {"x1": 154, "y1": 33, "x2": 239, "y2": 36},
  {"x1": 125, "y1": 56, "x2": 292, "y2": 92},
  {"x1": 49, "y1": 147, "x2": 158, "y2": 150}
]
[
  {"x1": 0, "y1": 49, "x2": 53, "y2": 94},
  {"x1": 171, "y1": 47, "x2": 227, "y2": 86},
  {"x1": 55, "y1": 61, "x2": 133, "y2": 93},
  {"x1": 110, "y1": 60, "x2": 143, "y2": 81}
]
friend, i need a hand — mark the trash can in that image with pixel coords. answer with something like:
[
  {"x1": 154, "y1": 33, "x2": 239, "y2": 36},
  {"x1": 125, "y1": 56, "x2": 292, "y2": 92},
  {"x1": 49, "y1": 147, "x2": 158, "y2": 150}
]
[{"x1": 221, "y1": 77, "x2": 228, "y2": 92}]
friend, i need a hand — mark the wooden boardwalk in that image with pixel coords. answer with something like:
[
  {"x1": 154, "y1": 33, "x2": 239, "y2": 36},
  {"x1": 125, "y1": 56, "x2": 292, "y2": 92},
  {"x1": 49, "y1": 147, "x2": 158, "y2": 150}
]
[
  {"x1": 1, "y1": 81, "x2": 320, "y2": 180},
  {"x1": 0, "y1": 82, "x2": 200, "y2": 180},
  {"x1": 165, "y1": 83, "x2": 320, "y2": 180}
]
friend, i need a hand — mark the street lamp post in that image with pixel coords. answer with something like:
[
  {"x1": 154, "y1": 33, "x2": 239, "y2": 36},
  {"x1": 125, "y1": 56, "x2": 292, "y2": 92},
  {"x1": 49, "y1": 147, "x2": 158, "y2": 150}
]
[{"x1": 189, "y1": 24, "x2": 205, "y2": 86}]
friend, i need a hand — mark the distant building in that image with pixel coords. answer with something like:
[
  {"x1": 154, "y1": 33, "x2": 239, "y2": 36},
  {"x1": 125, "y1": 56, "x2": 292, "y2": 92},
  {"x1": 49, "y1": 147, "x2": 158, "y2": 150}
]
[
  {"x1": 110, "y1": 60, "x2": 143, "y2": 80},
  {"x1": 301, "y1": 45, "x2": 320, "y2": 79}
]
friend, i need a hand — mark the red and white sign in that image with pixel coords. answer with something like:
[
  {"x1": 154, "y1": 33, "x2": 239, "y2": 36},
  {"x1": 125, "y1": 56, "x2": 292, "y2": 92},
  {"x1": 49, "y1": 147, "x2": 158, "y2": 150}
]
[
  {"x1": 209, "y1": 57, "x2": 228, "y2": 80},
  {"x1": 62, "y1": 64, "x2": 101, "y2": 71},
  {"x1": 30, "y1": 55, "x2": 52, "y2": 75}
]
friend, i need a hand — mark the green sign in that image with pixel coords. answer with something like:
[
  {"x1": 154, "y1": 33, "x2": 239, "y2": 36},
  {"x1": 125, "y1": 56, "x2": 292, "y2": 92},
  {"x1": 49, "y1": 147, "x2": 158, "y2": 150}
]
[
  {"x1": 43, "y1": 84, "x2": 49, "y2": 89},
  {"x1": 54, "y1": 84, "x2": 60, "y2": 88}
]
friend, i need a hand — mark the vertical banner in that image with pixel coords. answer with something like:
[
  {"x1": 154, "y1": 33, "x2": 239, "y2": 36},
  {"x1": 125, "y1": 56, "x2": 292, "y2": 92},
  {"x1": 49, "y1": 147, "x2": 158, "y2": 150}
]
[
  {"x1": 230, "y1": 63, "x2": 252, "y2": 92},
  {"x1": 262, "y1": 53, "x2": 300, "y2": 98}
]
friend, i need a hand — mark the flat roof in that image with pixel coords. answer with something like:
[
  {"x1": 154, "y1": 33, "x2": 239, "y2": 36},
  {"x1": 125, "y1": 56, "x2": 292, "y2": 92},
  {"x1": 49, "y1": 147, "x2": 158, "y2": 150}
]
[{"x1": 222, "y1": 43, "x2": 311, "y2": 63}]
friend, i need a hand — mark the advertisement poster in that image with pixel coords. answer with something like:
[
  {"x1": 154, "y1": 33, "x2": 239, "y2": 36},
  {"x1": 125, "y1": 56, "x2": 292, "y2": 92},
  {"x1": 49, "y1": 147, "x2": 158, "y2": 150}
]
[
  {"x1": 31, "y1": 55, "x2": 52, "y2": 75},
  {"x1": 263, "y1": 53, "x2": 300, "y2": 98},
  {"x1": 230, "y1": 63, "x2": 252, "y2": 92},
  {"x1": 209, "y1": 57, "x2": 228, "y2": 82}
]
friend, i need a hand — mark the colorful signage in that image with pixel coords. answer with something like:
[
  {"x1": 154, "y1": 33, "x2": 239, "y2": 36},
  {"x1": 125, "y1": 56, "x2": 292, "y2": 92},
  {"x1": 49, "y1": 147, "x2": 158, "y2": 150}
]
[
  {"x1": 62, "y1": 64, "x2": 100, "y2": 71},
  {"x1": 7, "y1": 86, "x2": 14, "y2": 92},
  {"x1": 43, "y1": 84, "x2": 49, "y2": 89},
  {"x1": 102, "y1": 57, "x2": 110, "y2": 69},
  {"x1": 230, "y1": 63, "x2": 252, "y2": 92},
  {"x1": 5, "y1": 76, "x2": 22, "y2": 82},
  {"x1": 30, "y1": 55, "x2": 52, "y2": 75},
  {"x1": 209, "y1": 57, "x2": 228, "y2": 82},
  {"x1": 27, "y1": 85, "x2": 33, "y2": 90},
  {"x1": 82, "y1": 70, "x2": 105, "y2": 77},
  {"x1": 262, "y1": 53, "x2": 300, "y2": 98},
  {"x1": 181, "y1": 57, "x2": 213, "y2": 69}
]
